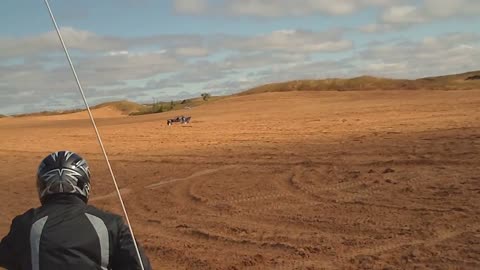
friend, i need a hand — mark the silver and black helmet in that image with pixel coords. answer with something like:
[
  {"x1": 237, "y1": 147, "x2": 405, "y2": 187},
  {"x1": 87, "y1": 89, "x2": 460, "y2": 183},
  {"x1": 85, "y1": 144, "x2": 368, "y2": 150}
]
[{"x1": 37, "y1": 151, "x2": 91, "y2": 203}]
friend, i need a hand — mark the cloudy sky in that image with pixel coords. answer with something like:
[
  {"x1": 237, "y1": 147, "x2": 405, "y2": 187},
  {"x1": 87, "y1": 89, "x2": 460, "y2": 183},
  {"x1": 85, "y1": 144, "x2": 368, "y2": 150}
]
[{"x1": 1, "y1": 0, "x2": 480, "y2": 114}]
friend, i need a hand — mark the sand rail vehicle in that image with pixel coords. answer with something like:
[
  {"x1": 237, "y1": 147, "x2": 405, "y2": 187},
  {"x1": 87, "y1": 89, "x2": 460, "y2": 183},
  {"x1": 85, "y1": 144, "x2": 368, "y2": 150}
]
[{"x1": 167, "y1": 115, "x2": 191, "y2": 126}]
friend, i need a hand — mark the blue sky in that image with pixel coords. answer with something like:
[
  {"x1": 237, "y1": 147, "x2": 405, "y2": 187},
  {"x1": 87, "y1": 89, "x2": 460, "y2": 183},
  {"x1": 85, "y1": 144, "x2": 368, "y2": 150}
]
[{"x1": 1, "y1": 0, "x2": 480, "y2": 114}]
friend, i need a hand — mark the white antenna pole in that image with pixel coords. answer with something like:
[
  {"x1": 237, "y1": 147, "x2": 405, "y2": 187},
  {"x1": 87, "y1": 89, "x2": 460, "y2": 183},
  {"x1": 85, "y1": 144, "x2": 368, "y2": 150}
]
[{"x1": 42, "y1": 1, "x2": 146, "y2": 269}]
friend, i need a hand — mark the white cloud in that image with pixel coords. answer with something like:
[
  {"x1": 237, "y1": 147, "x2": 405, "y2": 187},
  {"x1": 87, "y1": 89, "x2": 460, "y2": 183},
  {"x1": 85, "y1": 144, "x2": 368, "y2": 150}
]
[
  {"x1": 261, "y1": 30, "x2": 351, "y2": 52},
  {"x1": 78, "y1": 51, "x2": 186, "y2": 83},
  {"x1": 0, "y1": 27, "x2": 350, "y2": 62},
  {"x1": 355, "y1": 32, "x2": 480, "y2": 78},
  {"x1": 358, "y1": 23, "x2": 395, "y2": 33},
  {"x1": 222, "y1": 52, "x2": 310, "y2": 69},
  {"x1": 423, "y1": 0, "x2": 480, "y2": 17},
  {"x1": 362, "y1": 0, "x2": 480, "y2": 32},
  {"x1": 174, "y1": 47, "x2": 209, "y2": 57},
  {"x1": 381, "y1": 5, "x2": 425, "y2": 24},
  {"x1": 171, "y1": 1, "x2": 479, "y2": 33},
  {"x1": 224, "y1": 29, "x2": 353, "y2": 53},
  {"x1": 171, "y1": 0, "x2": 480, "y2": 34},
  {"x1": 365, "y1": 62, "x2": 407, "y2": 72},
  {"x1": 173, "y1": 0, "x2": 208, "y2": 14},
  {"x1": 107, "y1": 50, "x2": 129, "y2": 56},
  {"x1": 0, "y1": 27, "x2": 129, "y2": 60},
  {"x1": 226, "y1": 0, "x2": 356, "y2": 16},
  {"x1": 173, "y1": 0, "x2": 399, "y2": 16}
]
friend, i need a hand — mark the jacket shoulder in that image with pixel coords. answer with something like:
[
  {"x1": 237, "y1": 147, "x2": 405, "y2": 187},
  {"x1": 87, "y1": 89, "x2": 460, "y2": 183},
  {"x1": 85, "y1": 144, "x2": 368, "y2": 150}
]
[
  {"x1": 2, "y1": 208, "x2": 38, "y2": 242},
  {"x1": 85, "y1": 205, "x2": 124, "y2": 226},
  {"x1": 11, "y1": 208, "x2": 37, "y2": 226}
]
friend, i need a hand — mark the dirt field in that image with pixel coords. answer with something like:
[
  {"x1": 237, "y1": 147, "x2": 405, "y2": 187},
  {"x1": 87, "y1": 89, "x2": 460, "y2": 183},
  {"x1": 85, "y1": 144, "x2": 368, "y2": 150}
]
[{"x1": 1, "y1": 90, "x2": 479, "y2": 269}]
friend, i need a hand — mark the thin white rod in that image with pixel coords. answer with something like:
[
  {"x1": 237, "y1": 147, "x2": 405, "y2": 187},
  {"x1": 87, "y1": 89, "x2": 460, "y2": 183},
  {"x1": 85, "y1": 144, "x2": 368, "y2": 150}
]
[{"x1": 42, "y1": 1, "x2": 145, "y2": 269}]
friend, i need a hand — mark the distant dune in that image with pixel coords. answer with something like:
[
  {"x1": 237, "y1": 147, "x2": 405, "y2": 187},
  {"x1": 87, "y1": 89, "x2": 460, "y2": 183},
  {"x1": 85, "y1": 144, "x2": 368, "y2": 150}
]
[
  {"x1": 12, "y1": 100, "x2": 147, "y2": 119},
  {"x1": 239, "y1": 70, "x2": 480, "y2": 95},
  {"x1": 5, "y1": 70, "x2": 480, "y2": 117},
  {"x1": 90, "y1": 100, "x2": 147, "y2": 115}
]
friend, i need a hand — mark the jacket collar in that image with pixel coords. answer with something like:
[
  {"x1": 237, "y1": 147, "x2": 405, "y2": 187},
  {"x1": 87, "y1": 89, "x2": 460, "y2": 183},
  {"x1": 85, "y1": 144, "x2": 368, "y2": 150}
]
[{"x1": 42, "y1": 194, "x2": 87, "y2": 205}]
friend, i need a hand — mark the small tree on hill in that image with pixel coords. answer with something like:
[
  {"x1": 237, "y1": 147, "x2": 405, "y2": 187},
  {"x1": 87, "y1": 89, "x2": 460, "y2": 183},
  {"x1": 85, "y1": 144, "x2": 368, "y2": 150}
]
[
  {"x1": 201, "y1": 93, "x2": 211, "y2": 101},
  {"x1": 151, "y1": 98, "x2": 163, "y2": 113}
]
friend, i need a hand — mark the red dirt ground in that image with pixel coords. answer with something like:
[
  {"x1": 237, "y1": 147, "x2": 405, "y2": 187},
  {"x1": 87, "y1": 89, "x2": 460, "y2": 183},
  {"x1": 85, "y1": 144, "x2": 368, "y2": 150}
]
[{"x1": 1, "y1": 90, "x2": 479, "y2": 269}]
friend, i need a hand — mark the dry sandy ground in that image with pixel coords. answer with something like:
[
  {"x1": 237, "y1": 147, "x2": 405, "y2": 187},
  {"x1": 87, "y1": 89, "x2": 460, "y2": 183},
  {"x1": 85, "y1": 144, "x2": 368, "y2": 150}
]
[{"x1": 1, "y1": 90, "x2": 479, "y2": 269}]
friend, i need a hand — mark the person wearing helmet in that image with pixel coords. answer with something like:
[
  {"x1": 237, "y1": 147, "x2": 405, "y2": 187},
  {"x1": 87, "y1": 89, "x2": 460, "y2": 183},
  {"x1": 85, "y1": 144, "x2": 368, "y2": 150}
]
[{"x1": 0, "y1": 151, "x2": 151, "y2": 270}]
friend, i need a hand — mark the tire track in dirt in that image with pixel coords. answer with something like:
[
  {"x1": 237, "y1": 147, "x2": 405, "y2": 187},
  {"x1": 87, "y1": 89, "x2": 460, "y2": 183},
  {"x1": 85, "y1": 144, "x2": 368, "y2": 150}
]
[
  {"x1": 140, "y1": 161, "x2": 472, "y2": 265},
  {"x1": 280, "y1": 166, "x2": 470, "y2": 215},
  {"x1": 136, "y1": 226, "x2": 222, "y2": 270},
  {"x1": 282, "y1": 166, "x2": 380, "y2": 199},
  {"x1": 90, "y1": 188, "x2": 132, "y2": 202},
  {"x1": 337, "y1": 200, "x2": 469, "y2": 214},
  {"x1": 182, "y1": 227, "x2": 304, "y2": 254},
  {"x1": 203, "y1": 165, "x2": 378, "y2": 207},
  {"x1": 165, "y1": 165, "x2": 389, "y2": 261},
  {"x1": 186, "y1": 166, "x2": 294, "y2": 208},
  {"x1": 197, "y1": 163, "x2": 473, "y2": 262},
  {"x1": 172, "y1": 204, "x2": 287, "y2": 245},
  {"x1": 107, "y1": 162, "x2": 475, "y2": 269},
  {"x1": 207, "y1": 165, "x2": 377, "y2": 214},
  {"x1": 92, "y1": 165, "x2": 238, "y2": 203},
  {"x1": 190, "y1": 165, "x2": 385, "y2": 246},
  {"x1": 188, "y1": 177, "x2": 213, "y2": 204},
  {"x1": 236, "y1": 208, "x2": 406, "y2": 248},
  {"x1": 348, "y1": 225, "x2": 479, "y2": 258},
  {"x1": 145, "y1": 165, "x2": 238, "y2": 189},
  {"x1": 141, "y1": 169, "x2": 330, "y2": 263},
  {"x1": 300, "y1": 225, "x2": 480, "y2": 267},
  {"x1": 148, "y1": 165, "x2": 248, "y2": 218},
  {"x1": 142, "y1": 214, "x2": 313, "y2": 268},
  {"x1": 206, "y1": 192, "x2": 293, "y2": 206}
]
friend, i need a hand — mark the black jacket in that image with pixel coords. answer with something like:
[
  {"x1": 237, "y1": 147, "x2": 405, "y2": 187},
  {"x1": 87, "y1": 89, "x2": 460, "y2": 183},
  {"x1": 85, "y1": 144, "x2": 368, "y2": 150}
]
[{"x1": 0, "y1": 194, "x2": 151, "y2": 270}]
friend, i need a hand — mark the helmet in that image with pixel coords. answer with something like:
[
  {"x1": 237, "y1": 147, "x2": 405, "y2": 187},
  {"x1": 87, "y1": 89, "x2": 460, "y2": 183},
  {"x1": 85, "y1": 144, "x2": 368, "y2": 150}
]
[{"x1": 37, "y1": 151, "x2": 91, "y2": 204}]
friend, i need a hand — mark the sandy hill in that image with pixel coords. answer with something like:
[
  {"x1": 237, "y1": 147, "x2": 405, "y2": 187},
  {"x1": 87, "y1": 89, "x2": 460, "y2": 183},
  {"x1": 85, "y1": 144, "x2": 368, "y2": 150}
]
[
  {"x1": 239, "y1": 70, "x2": 480, "y2": 95},
  {"x1": 12, "y1": 100, "x2": 147, "y2": 120},
  {"x1": 5, "y1": 70, "x2": 480, "y2": 118},
  {"x1": 90, "y1": 100, "x2": 147, "y2": 115}
]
